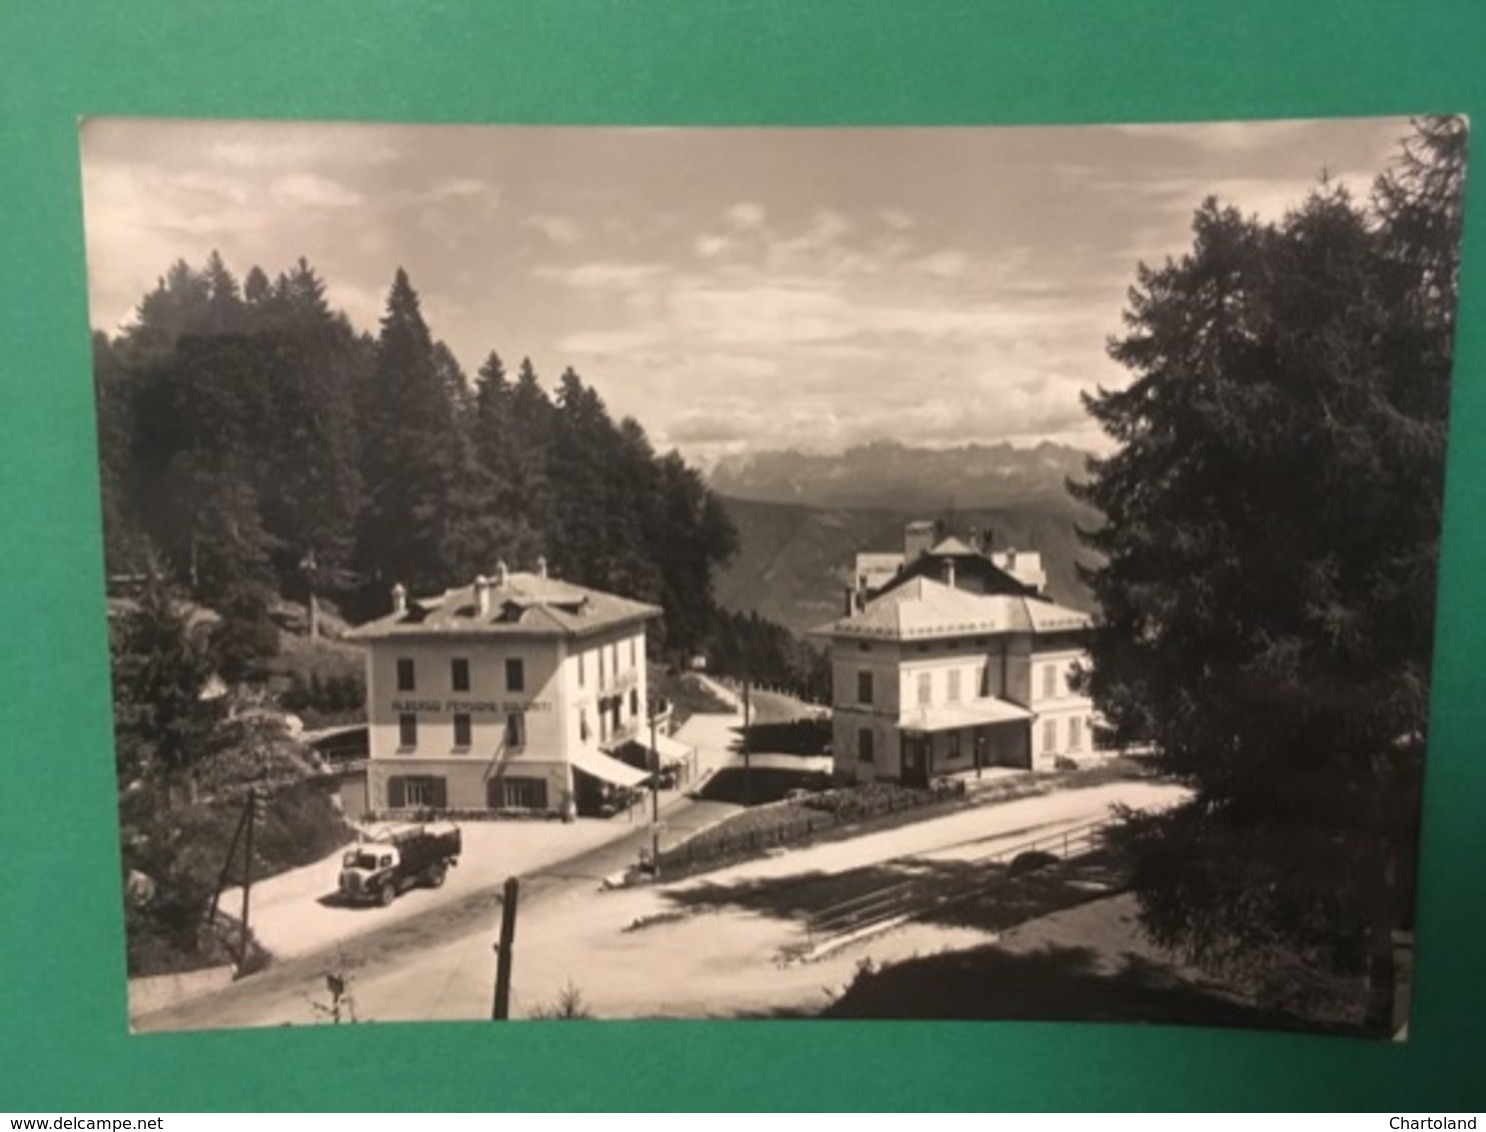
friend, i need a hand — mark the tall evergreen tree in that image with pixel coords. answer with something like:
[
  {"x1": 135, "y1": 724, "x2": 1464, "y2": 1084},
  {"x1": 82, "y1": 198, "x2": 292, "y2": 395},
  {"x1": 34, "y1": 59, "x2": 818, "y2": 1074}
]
[
  {"x1": 353, "y1": 269, "x2": 465, "y2": 595},
  {"x1": 1072, "y1": 118, "x2": 1464, "y2": 1030}
]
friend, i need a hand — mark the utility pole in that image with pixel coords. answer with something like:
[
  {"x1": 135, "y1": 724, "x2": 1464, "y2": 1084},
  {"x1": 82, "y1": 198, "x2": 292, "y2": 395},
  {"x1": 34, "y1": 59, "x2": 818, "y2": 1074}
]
[
  {"x1": 741, "y1": 678, "x2": 752, "y2": 808},
  {"x1": 208, "y1": 792, "x2": 253, "y2": 926},
  {"x1": 648, "y1": 706, "x2": 661, "y2": 879},
  {"x1": 237, "y1": 789, "x2": 258, "y2": 968},
  {"x1": 491, "y1": 876, "x2": 520, "y2": 1020}
]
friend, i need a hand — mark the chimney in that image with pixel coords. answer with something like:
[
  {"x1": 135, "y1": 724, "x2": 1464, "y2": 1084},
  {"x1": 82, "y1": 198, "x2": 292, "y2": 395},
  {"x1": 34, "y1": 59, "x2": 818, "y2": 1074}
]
[
  {"x1": 904, "y1": 520, "x2": 936, "y2": 563},
  {"x1": 945, "y1": 557, "x2": 957, "y2": 589},
  {"x1": 495, "y1": 560, "x2": 509, "y2": 587},
  {"x1": 391, "y1": 582, "x2": 407, "y2": 615},
  {"x1": 536, "y1": 555, "x2": 548, "y2": 579},
  {"x1": 474, "y1": 575, "x2": 491, "y2": 616}
]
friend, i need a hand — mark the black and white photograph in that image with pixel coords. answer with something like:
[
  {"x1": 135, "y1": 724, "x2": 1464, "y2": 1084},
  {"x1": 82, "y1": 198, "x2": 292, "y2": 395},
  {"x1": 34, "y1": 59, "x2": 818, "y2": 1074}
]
[{"x1": 81, "y1": 115, "x2": 1466, "y2": 1036}]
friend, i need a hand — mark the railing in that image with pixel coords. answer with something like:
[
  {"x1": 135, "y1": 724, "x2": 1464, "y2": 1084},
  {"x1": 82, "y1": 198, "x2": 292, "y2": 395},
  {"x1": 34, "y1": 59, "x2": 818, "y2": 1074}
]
[{"x1": 802, "y1": 814, "x2": 1115, "y2": 949}]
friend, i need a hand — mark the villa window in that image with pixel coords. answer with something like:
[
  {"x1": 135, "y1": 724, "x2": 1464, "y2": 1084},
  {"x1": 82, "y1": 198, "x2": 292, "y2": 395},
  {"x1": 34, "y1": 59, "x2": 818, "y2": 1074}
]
[
  {"x1": 917, "y1": 672, "x2": 932, "y2": 707},
  {"x1": 857, "y1": 671, "x2": 873, "y2": 705},
  {"x1": 398, "y1": 712, "x2": 417, "y2": 749},
  {"x1": 1042, "y1": 663, "x2": 1058, "y2": 699},
  {"x1": 451, "y1": 657, "x2": 470, "y2": 692},
  {"x1": 1069, "y1": 716, "x2": 1082, "y2": 751},
  {"x1": 947, "y1": 669, "x2": 962, "y2": 702},
  {"x1": 1043, "y1": 719, "x2": 1057, "y2": 753},
  {"x1": 858, "y1": 728, "x2": 875, "y2": 762},
  {"x1": 452, "y1": 713, "x2": 471, "y2": 749},
  {"x1": 506, "y1": 657, "x2": 525, "y2": 693},
  {"x1": 396, "y1": 657, "x2": 415, "y2": 692},
  {"x1": 506, "y1": 711, "x2": 526, "y2": 751}
]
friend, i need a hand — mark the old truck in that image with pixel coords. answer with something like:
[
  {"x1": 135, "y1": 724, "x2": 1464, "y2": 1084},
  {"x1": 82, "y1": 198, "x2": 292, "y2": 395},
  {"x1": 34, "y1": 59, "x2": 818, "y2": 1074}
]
[{"x1": 337, "y1": 821, "x2": 462, "y2": 906}]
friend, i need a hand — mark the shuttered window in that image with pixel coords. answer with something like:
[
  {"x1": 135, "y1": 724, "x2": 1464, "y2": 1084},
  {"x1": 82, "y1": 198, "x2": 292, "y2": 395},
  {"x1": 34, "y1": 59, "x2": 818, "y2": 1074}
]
[
  {"x1": 398, "y1": 713, "x2": 417, "y2": 749},
  {"x1": 453, "y1": 713, "x2": 472, "y2": 749}
]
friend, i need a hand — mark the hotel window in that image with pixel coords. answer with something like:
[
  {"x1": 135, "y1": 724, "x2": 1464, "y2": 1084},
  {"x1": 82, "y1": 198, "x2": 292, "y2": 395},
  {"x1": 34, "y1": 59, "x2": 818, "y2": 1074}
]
[
  {"x1": 396, "y1": 658, "x2": 415, "y2": 692},
  {"x1": 398, "y1": 713, "x2": 417, "y2": 749},
  {"x1": 917, "y1": 672, "x2": 932, "y2": 707},
  {"x1": 1069, "y1": 716, "x2": 1083, "y2": 751},
  {"x1": 451, "y1": 658, "x2": 470, "y2": 692},
  {"x1": 630, "y1": 688, "x2": 640, "y2": 718},
  {"x1": 506, "y1": 657, "x2": 525, "y2": 693},
  {"x1": 1043, "y1": 719, "x2": 1057, "y2": 753},
  {"x1": 505, "y1": 711, "x2": 526, "y2": 751},
  {"x1": 857, "y1": 671, "x2": 873, "y2": 705},
  {"x1": 947, "y1": 669, "x2": 962, "y2": 702},
  {"x1": 858, "y1": 728, "x2": 875, "y2": 762},
  {"x1": 1042, "y1": 664, "x2": 1058, "y2": 699},
  {"x1": 452, "y1": 713, "x2": 472, "y2": 749},
  {"x1": 948, "y1": 731, "x2": 961, "y2": 760}
]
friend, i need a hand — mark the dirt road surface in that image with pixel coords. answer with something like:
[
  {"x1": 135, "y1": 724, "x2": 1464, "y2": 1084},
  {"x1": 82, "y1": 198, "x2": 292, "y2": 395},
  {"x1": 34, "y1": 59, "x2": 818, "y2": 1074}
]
[{"x1": 137, "y1": 776, "x2": 1185, "y2": 1030}]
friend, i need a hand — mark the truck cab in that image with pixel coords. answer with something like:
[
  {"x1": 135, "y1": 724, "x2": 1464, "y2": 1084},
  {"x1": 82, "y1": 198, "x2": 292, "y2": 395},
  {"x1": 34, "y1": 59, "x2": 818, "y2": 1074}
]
[{"x1": 336, "y1": 821, "x2": 461, "y2": 906}]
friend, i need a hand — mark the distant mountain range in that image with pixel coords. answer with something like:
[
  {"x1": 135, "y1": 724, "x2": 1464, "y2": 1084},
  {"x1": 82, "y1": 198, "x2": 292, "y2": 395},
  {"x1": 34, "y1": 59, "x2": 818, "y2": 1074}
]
[
  {"x1": 708, "y1": 442, "x2": 1104, "y2": 636},
  {"x1": 709, "y1": 439, "x2": 1096, "y2": 513}
]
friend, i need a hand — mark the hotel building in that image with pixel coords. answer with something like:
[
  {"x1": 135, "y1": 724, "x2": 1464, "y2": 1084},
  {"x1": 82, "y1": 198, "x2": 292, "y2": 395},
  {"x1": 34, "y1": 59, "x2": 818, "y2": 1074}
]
[{"x1": 344, "y1": 560, "x2": 661, "y2": 817}]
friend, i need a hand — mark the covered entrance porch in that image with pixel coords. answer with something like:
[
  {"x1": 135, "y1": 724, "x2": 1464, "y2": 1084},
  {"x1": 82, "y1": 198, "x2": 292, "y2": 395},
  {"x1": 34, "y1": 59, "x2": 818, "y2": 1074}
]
[{"x1": 897, "y1": 699, "x2": 1033, "y2": 786}]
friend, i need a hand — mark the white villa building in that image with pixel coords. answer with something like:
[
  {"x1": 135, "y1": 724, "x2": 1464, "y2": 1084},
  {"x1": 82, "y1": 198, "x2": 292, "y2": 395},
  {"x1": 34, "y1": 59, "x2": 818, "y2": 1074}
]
[
  {"x1": 344, "y1": 560, "x2": 662, "y2": 818},
  {"x1": 818, "y1": 527, "x2": 1097, "y2": 785}
]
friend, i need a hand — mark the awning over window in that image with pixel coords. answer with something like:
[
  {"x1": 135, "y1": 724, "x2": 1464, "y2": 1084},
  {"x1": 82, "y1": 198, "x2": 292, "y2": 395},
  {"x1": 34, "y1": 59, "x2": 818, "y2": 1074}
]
[
  {"x1": 569, "y1": 747, "x2": 652, "y2": 788},
  {"x1": 898, "y1": 699, "x2": 1033, "y2": 734}
]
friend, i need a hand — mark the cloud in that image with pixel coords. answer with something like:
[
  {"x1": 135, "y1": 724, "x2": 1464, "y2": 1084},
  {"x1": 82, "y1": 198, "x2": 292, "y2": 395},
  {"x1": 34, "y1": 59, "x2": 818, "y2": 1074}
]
[
  {"x1": 535, "y1": 261, "x2": 666, "y2": 289},
  {"x1": 726, "y1": 201, "x2": 767, "y2": 230},
  {"x1": 270, "y1": 173, "x2": 362, "y2": 209},
  {"x1": 1113, "y1": 120, "x2": 1320, "y2": 153},
  {"x1": 878, "y1": 207, "x2": 916, "y2": 231},
  {"x1": 525, "y1": 214, "x2": 583, "y2": 245}
]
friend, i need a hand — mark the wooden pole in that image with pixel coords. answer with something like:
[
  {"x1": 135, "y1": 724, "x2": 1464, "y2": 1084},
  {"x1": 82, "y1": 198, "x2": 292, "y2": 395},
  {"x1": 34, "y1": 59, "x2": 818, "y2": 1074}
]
[
  {"x1": 237, "y1": 789, "x2": 257, "y2": 967},
  {"x1": 207, "y1": 794, "x2": 252, "y2": 926},
  {"x1": 492, "y1": 876, "x2": 520, "y2": 1020},
  {"x1": 649, "y1": 710, "x2": 661, "y2": 879},
  {"x1": 742, "y1": 679, "x2": 752, "y2": 808}
]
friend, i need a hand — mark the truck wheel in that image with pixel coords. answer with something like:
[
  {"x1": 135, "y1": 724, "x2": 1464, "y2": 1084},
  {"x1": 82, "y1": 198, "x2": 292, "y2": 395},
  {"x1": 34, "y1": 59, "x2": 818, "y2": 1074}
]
[
  {"x1": 427, "y1": 864, "x2": 447, "y2": 889},
  {"x1": 378, "y1": 883, "x2": 396, "y2": 907}
]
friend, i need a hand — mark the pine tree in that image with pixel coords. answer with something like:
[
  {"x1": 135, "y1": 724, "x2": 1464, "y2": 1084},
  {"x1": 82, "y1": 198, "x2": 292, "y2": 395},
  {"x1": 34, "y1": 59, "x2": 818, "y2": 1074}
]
[{"x1": 1072, "y1": 119, "x2": 1464, "y2": 1031}]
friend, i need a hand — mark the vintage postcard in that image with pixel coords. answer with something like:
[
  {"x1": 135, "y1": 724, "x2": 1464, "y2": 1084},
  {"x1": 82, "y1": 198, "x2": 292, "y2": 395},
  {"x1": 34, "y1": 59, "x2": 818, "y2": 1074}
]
[{"x1": 80, "y1": 116, "x2": 1466, "y2": 1035}]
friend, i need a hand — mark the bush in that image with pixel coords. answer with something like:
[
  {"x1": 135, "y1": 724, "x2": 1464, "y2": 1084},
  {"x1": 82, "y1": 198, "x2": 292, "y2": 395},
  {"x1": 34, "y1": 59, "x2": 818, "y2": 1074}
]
[
  {"x1": 530, "y1": 981, "x2": 592, "y2": 1020},
  {"x1": 1008, "y1": 850, "x2": 1061, "y2": 878}
]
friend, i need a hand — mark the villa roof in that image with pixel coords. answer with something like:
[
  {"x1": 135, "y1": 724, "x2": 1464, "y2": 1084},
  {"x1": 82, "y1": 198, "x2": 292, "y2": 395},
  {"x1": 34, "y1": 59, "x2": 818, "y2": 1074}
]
[
  {"x1": 344, "y1": 572, "x2": 662, "y2": 643},
  {"x1": 813, "y1": 575, "x2": 1091, "y2": 643}
]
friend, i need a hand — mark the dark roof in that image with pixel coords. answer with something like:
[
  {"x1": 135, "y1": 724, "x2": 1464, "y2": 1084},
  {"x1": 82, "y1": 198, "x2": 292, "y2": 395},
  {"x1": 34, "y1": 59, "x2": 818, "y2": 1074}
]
[
  {"x1": 344, "y1": 572, "x2": 662, "y2": 643},
  {"x1": 874, "y1": 543, "x2": 1035, "y2": 601}
]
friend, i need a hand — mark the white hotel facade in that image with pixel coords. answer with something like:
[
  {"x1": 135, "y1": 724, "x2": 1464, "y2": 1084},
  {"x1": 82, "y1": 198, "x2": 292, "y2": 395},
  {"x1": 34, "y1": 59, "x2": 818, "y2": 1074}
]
[
  {"x1": 345, "y1": 561, "x2": 660, "y2": 817},
  {"x1": 816, "y1": 533, "x2": 1099, "y2": 785}
]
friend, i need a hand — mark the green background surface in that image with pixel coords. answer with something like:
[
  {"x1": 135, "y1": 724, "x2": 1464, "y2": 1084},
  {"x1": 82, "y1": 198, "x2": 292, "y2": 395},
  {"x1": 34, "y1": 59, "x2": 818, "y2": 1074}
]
[{"x1": 2, "y1": 0, "x2": 1484, "y2": 1112}]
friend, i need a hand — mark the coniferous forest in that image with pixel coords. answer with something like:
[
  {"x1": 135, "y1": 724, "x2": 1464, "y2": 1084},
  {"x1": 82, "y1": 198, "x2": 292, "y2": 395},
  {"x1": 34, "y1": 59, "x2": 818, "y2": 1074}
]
[{"x1": 95, "y1": 258, "x2": 741, "y2": 653}]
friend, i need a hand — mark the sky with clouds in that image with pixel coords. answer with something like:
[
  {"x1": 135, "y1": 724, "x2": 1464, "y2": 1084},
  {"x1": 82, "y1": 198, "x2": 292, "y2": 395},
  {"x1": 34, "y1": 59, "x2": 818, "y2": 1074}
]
[{"x1": 80, "y1": 115, "x2": 1412, "y2": 466}]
